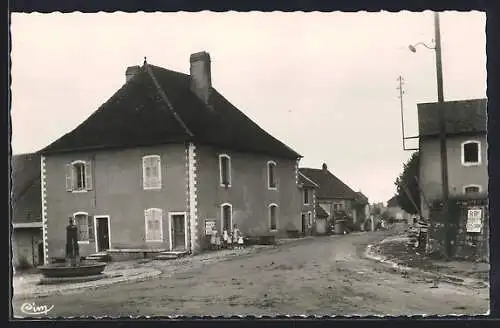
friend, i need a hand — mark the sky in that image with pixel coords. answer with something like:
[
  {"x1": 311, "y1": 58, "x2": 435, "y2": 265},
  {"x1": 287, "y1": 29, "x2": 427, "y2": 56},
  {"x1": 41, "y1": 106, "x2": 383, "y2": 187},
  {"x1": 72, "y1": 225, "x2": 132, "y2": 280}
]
[{"x1": 10, "y1": 11, "x2": 486, "y2": 204}]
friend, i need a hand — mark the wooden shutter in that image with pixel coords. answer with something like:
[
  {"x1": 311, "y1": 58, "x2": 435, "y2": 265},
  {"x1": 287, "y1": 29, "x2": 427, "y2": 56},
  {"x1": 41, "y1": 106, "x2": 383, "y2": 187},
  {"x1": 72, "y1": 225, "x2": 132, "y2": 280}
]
[
  {"x1": 145, "y1": 209, "x2": 151, "y2": 241},
  {"x1": 88, "y1": 215, "x2": 95, "y2": 241},
  {"x1": 65, "y1": 164, "x2": 73, "y2": 191},
  {"x1": 154, "y1": 209, "x2": 163, "y2": 241},
  {"x1": 151, "y1": 157, "x2": 161, "y2": 189},
  {"x1": 85, "y1": 161, "x2": 93, "y2": 190}
]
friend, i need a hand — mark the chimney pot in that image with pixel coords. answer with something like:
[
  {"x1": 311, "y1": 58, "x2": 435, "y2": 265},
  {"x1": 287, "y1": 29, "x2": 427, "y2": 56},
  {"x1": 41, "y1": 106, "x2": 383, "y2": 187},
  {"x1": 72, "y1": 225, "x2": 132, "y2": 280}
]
[
  {"x1": 126, "y1": 65, "x2": 140, "y2": 82},
  {"x1": 189, "y1": 51, "x2": 212, "y2": 105}
]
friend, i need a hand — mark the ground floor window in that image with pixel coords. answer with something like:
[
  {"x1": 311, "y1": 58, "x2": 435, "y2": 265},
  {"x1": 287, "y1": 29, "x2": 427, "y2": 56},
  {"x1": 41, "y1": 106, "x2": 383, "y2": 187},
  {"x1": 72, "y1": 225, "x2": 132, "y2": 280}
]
[
  {"x1": 269, "y1": 204, "x2": 278, "y2": 230},
  {"x1": 221, "y1": 203, "x2": 232, "y2": 232},
  {"x1": 74, "y1": 213, "x2": 94, "y2": 242},
  {"x1": 145, "y1": 208, "x2": 163, "y2": 242}
]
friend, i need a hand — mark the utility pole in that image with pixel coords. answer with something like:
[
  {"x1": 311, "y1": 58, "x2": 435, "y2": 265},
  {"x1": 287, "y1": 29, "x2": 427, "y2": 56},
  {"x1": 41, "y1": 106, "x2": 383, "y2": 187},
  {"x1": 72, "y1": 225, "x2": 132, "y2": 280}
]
[
  {"x1": 434, "y1": 12, "x2": 450, "y2": 259},
  {"x1": 397, "y1": 75, "x2": 406, "y2": 151}
]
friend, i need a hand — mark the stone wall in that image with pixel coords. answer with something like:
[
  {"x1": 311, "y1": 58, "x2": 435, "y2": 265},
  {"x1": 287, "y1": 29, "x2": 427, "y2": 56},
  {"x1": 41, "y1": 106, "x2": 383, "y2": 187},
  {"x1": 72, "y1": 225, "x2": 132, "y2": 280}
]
[{"x1": 428, "y1": 196, "x2": 489, "y2": 262}]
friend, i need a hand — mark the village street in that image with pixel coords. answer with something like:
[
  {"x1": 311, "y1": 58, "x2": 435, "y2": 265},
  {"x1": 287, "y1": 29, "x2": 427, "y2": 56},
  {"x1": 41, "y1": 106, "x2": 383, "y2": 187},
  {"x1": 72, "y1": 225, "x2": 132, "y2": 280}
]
[{"x1": 12, "y1": 230, "x2": 489, "y2": 318}]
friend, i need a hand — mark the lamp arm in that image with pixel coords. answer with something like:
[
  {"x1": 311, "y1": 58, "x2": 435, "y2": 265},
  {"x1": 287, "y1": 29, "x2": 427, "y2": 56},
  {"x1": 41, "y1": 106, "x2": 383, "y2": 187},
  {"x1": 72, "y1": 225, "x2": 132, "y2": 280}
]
[{"x1": 412, "y1": 42, "x2": 436, "y2": 50}]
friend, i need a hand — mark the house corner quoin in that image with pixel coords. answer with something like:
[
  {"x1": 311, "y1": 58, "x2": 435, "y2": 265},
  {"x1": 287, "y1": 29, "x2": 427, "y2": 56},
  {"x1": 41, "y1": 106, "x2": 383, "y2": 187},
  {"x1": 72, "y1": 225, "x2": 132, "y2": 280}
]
[
  {"x1": 40, "y1": 155, "x2": 49, "y2": 265},
  {"x1": 187, "y1": 142, "x2": 200, "y2": 254}
]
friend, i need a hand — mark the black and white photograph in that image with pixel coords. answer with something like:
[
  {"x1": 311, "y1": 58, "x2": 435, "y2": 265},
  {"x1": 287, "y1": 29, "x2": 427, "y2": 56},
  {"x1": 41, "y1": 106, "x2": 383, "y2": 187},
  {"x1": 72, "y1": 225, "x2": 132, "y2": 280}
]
[{"x1": 10, "y1": 10, "x2": 489, "y2": 318}]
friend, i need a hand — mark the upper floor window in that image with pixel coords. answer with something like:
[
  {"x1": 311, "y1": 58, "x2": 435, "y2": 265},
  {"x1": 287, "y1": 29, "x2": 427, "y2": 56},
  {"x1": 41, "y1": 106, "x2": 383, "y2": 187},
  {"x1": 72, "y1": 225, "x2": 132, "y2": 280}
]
[
  {"x1": 74, "y1": 212, "x2": 94, "y2": 243},
  {"x1": 142, "y1": 155, "x2": 162, "y2": 190},
  {"x1": 145, "y1": 208, "x2": 163, "y2": 242},
  {"x1": 303, "y1": 188, "x2": 310, "y2": 205},
  {"x1": 461, "y1": 141, "x2": 481, "y2": 166},
  {"x1": 219, "y1": 154, "x2": 231, "y2": 187},
  {"x1": 267, "y1": 161, "x2": 277, "y2": 190},
  {"x1": 269, "y1": 203, "x2": 278, "y2": 231},
  {"x1": 66, "y1": 160, "x2": 92, "y2": 192},
  {"x1": 464, "y1": 185, "x2": 482, "y2": 194}
]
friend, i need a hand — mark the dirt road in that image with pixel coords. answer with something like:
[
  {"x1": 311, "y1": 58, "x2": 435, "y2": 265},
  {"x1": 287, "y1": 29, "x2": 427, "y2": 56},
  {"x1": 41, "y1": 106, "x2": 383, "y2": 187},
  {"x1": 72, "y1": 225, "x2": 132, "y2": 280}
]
[{"x1": 12, "y1": 231, "x2": 489, "y2": 317}]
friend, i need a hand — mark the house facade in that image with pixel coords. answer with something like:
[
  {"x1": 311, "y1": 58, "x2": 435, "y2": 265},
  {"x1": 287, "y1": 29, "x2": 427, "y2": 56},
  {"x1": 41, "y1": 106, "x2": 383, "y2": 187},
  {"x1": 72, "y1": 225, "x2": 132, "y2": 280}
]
[
  {"x1": 298, "y1": 171, "x2": 318, "y2": 236},
  {"x1": 386, "y1": 195, "x2": 411, "y2": 222},
  {"x1": 417, "y1": 98, "x2": 488, "y2": 261},
  {"x1": 11, "y1": 153, "x2": 43, "y2": 269},
  {"x1": 299, "y1": 164, "x2": 360, "y2": 234},
  {"x1": 418, "y1": 99, "x2": 488, "y2": 217},
  {"x1": 40, "y1": 51, "x2": 302, "y2": 264}
]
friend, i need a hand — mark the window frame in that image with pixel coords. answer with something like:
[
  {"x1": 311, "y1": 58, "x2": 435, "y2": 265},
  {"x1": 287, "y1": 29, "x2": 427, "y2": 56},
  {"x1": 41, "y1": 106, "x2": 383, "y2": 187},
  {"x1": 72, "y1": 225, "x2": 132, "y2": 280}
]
[
  {"x1": 219, "y1": 154, "x2": 232, "y2": 188},
  {"x1": 67, "y1": 160, "x2": 90, "y2": 193},
  {"x1": 267, "y1": 160, "x2": 277, "y2": 190},
  {"x1": 463, "y1": 184, "x2": 482, "y2": 194},
  {"x1": 73, "y1": 211, "x2": 94, "y2": 244},
  {"x1": 303, "y1": 188, "x2": 310, "y2": 205},
  {"x1": 461, "y1": 140, "x2": 481, "y2": 167},
  {"x1": 144, "y1": 208, "x2": 164, "y2": 242},
  {"x1": 269, "y1": 203, "x2": 279, "y2": 231},
  {"x1": 220, "y1": 203, "x2": 233, "y2": 232},
  {"x1": 142, "y1": 155, "x2": 162, "y2": 190}
]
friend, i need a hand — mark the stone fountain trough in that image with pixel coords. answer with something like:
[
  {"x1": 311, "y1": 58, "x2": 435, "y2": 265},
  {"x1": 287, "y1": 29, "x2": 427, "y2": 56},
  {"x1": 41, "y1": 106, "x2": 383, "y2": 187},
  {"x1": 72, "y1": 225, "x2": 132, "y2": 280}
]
[
  {"x1": 38, "y1": 217, "x2": 108, "y2": 285},
  {"x1": 37, "y1": 261, "x2": 107, "y2": 284}
]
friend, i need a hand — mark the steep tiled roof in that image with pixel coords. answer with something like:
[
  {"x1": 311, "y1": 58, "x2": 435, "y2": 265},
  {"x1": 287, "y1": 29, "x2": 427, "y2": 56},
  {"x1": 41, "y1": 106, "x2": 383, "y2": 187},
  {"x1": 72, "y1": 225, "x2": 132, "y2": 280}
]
[
  {"x1": 299, "y1": 167, "x2": 357, "y2": 200},
  {"x1": 315, "y1": 204, "x2": 329, "y2": 218},
  {"x1": 11, "y1": 153, "x2": 42, "y2": 223},
  {"x1": 417, "y1": 98, "x2": 487, "y2": 137},
  {"x1": 355, "y1": 191, "x2": 369, "y2": 205},
  {"x1": 387, "y1": 195, "x2": 399, "y2": 208},
  {"x1": 298, "y1": 171, "x2": 319, "y2": 188},
  {"x1": 41, "y1": 64, "x2": 301, "y2": 159}
]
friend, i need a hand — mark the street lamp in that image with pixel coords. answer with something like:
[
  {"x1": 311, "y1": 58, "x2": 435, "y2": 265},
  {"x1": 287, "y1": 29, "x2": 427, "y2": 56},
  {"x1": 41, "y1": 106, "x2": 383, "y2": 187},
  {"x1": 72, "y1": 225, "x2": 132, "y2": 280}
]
[{"x1": 409, "y1": 12, "x2": 450, "y2": 259}]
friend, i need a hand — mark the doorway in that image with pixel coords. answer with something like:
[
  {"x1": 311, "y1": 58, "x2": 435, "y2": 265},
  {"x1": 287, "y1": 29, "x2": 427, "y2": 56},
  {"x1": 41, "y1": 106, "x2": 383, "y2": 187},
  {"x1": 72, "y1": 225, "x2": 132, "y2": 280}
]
[
  {"x1": 95, "y1": 216, "x2": 111, "y2": 252},
  {"x1": 37, "y1": 241, "x2": 44, "y2": 266},
  {"x1": 301, "y1": 213, "x2": 307, "y2": 235},
  {"x1": 170, "y1": 213, "x2": 187, "y2": 250}
]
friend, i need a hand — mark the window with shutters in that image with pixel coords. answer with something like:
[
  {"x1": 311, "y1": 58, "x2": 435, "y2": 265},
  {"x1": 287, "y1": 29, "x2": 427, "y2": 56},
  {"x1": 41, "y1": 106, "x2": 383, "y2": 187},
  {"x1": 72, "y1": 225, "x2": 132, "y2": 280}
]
[
  {"x1": 269, "y1": 203, "x2": 278, "y2": 231},
  {"x1": 74, "y1": 212, "x2": 94, "y2": 243},
  {"x1": 145, "y1": 208, "x2": 163, "y2": 242},
  {"x1": 464, "y1": 185, "x2": 482, "y2": 194},
  {"x1": 219, "y1": 154, "x2": 231, "y2": 187},
  {"x1": 461, "y1": 140, "x2": 481, "y2": 166},
  {"x1": 66, "y1": 160, "x2": 92, "y2": 192},
  {"x1": 142, "y1": 155, "x2": 162, "y2": 190},
  {"x1": 267, "y1": 161, "x2": 277, "y2": 190},
  {"x1": 303, "y1": 188, "x2": 310, "y2": 205}
]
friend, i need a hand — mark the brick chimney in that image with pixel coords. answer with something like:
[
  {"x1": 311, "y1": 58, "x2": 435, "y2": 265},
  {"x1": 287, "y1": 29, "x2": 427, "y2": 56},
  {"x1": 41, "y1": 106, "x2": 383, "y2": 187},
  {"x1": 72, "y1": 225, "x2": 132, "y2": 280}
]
[
  {"x1": 189, "y1": 51, "x2": 212, "y2": 105},
  {"x1": 125, "y1": 65, "x2": 140, "y2": 82}
]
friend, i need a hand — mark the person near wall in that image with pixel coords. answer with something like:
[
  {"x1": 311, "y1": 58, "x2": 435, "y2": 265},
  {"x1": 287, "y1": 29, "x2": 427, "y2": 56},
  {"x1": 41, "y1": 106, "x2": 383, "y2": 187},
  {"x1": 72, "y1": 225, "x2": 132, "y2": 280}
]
[
  {"x1": 223, "y1": 229, "x2": 230, "y2": 249},
  {"x1": 210, "y1": 229, "x2": 218, "y2": 250},
  {"x1": 233, "y1": 224, "x2": 244, "y2": 249}
]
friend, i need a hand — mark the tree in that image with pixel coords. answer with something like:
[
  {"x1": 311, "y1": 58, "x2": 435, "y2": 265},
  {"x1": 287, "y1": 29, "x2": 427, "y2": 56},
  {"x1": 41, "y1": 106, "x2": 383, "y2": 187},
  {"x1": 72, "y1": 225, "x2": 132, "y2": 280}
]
[{"x1": 394, "y1": 151, "x2": 421, "y2": 215}]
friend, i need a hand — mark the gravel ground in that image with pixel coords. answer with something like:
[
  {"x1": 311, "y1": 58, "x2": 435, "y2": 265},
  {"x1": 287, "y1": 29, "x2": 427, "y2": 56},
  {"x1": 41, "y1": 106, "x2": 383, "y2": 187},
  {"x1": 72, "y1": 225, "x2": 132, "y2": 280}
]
[
  {"x1": 368, "y1": 236, "x2": 490, "y2": 283},
  {"x1": 11, "y1": 231, "x2": 489, "y2": 318}
]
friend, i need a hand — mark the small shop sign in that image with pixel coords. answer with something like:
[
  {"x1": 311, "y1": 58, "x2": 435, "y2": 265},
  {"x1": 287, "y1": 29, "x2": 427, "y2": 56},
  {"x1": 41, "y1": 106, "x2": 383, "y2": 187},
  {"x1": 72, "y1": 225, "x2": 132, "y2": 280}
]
[
  {"x1": 466, "y1": 207, "x2": 483, "y2": 233},
  {"x1": 205, "y1": 219, "x2": 216, "y2": 235}
]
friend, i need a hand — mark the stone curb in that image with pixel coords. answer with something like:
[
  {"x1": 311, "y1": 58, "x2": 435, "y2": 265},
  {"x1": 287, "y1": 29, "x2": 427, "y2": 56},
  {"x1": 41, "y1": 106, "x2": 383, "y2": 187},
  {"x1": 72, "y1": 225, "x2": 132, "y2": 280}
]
[
  {"x1": 13, "y1": 268, "x2": 162, "y2": 300},
  {"x1": 364, "y1": 242, "x2": 489, "y2": 289}
]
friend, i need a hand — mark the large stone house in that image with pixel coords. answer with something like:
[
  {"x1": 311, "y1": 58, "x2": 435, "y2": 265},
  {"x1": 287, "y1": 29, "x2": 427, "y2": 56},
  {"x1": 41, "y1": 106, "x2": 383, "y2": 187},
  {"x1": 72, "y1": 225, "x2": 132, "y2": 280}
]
[
  {"x1": 299, "y1": 164, "x2": 364, "y2": 234},
  {"x1": 297, "y1": 171, "x2": 318, "y2": 236},
  {"x1": 11, "y1": 153, "x2": 43, "y2": 269},
  {"x1": 417, "y1": 98, "x2": 488, "y2": 261},
  {"x1": 39, "y1": 51, "x2": 302, "y2": 264}
]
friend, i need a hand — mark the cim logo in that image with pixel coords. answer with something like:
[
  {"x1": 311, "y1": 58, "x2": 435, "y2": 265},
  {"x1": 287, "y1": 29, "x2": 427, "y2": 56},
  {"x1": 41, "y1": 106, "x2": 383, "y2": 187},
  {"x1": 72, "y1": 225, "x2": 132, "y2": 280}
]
[{"x1": 20, "y1": 302, "x2": 54, "y2": 315}]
